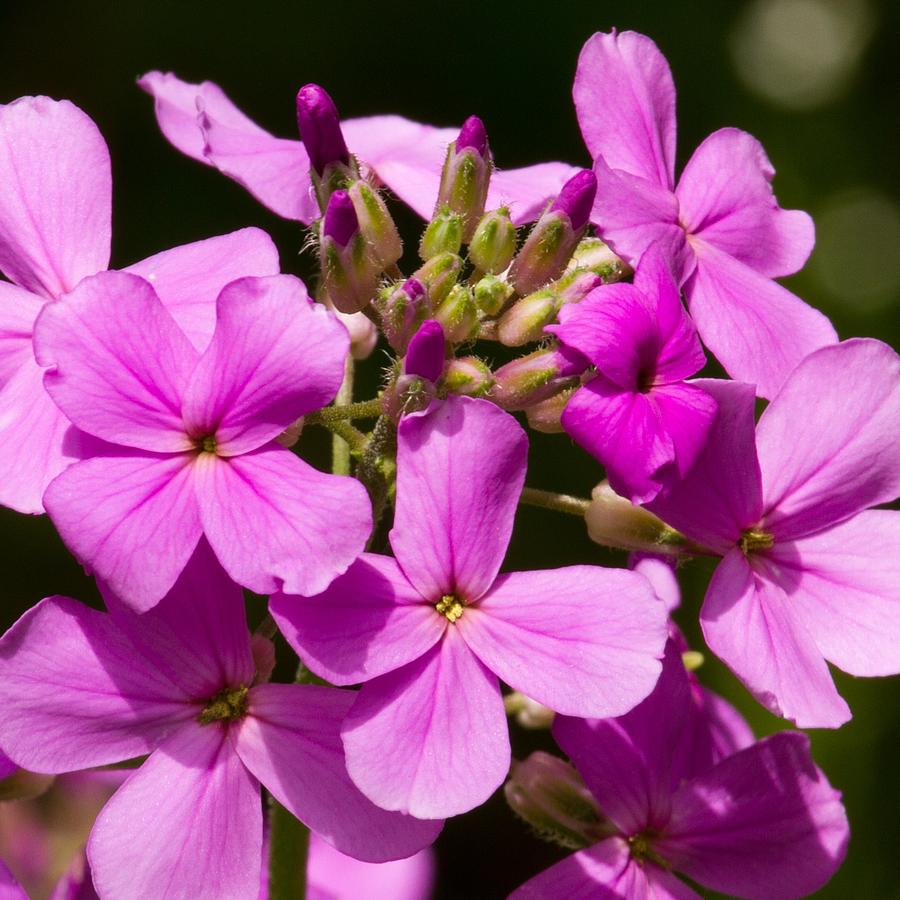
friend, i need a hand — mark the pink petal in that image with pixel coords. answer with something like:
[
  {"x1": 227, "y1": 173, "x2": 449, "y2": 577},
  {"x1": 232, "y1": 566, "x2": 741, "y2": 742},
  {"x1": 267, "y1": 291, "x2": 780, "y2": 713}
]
[
  {"x1": 684, "y1": 242, "x2": 837, "y2": 399},
  {"x1": 660, "y1": 732, "x2": 848, "y2": 899},
  {"x1": 590, "y1": 158, "x2": 691, "y2": 279},
  {"x1": 459, "y1": 566, "x2": 666, "y2": 718},
  {"x1": 341, "y1": 630, "x2": 508, "y2": 818},
  {"x1": 123, "y1": 227, "x2": 280, "y2": 352},
  {"x1": 757, "y1": 339, "x2": 900, "y2": 539},
  {"x1": 0, "y1": 97, "x2": 110, "y2": 298},
  {"x1": 102, "y1": 539, "x2": 256, "y2": 697},
  {"x1": 574, "y1": 31, "x2": 676, "y2": 189},
  {"x1": 0, "y1": 859, "x2": 26, "y2": 899},
  {"x1": 767, "y1": 512, "x2": 900, "y2": 677},
  {"x1": 631, "y1": 553, "x2": 681, "y2": 612},
  {"x1": 391, "y1": 396, "x2": 527, "y2": 602},
  {"x1": 195, "y1": 445, "x2": 370, "y2": 596},
  {"x1": 236, "y1": 683, "x2": 442, "y2": 862},
  {"x1": 647, "y1": 379, "x2": 763, "y2": 554},
  {"x1": 487, "y1": 162, "x2": 582, "y2": 225},
  {"x1": 701, "y1": 549, "x2": 850, "y2": 728},
  {"x1": 88, "y1": 724, "x2": 262, "y2": 900},
  {"x1": 512, "y1": 839, "x2": 700, "y2": 899},
  {"x1": 676, "y1": 128, "x2": 815, "y2": 278},
  {"x1": 561, "y1": 378, "x2": 676, "y2": 505},
  {"x1": 651, "y1": 381, "x2": 719, "y2": 478},
  {"x1": 44, "y1": 451, "x2": 203, "y2": 612},
  {"x1": 138, "y1": 71, "x2": 318, "y2": 222},
  {"x1": 269, "y1": 554, "x2": 445, "y2": 686},
  {"x1": 34, "y1": 271, "x2": 199, "y2": 451},
  {"x1": 0, "y1": 596, "x2": 195, "y2": 772},
  {"x1": 183, "y1": 275, "x2": 347, "y2": 455}
]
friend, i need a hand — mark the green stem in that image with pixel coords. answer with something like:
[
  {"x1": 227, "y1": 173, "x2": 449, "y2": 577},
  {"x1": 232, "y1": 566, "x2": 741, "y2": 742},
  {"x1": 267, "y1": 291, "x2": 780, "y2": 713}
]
[
  {"x1": 519, "y1": 486, "x2": 590, "y2": 517},
  {"x1": 267, "y1": 797, "x2": 309, "y2": 900},
  {"x1": 306, "y1": 397, "x2": 383, "y2": 425},
  {"x1": 331, "y1": 358, "x2": 355, "y2": 476}
]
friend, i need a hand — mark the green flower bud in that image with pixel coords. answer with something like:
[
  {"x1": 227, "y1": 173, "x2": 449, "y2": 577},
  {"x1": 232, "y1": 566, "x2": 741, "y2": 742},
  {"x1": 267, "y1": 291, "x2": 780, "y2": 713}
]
[
  {"x1": 419, "y1": 206, "x2": 464, "y2": 259},
  {"x1": 469, "y1": 207, "x2": 517, "y2": 274}
]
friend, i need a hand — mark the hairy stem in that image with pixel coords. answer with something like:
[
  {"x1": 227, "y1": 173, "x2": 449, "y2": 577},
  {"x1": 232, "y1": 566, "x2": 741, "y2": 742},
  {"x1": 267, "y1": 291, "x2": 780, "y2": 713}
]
[
  {"x1": 267, "y1": 797, "x2": 309, "y2": 900},
  {"x1": 519, "y1": 487, "x2": 590, "y2": 517},
  {"x1": 332, "y1": 358, "x2": 355, "y2": 475},
  {"x1": 307, "y1": 397, "x2": 383, "y2": 424}
]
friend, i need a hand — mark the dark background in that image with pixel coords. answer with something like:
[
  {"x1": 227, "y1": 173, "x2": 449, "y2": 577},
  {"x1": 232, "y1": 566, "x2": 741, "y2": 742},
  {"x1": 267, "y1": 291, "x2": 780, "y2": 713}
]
[{"x1": 1, "y1": 0, "x2": 898, "y2": 897}]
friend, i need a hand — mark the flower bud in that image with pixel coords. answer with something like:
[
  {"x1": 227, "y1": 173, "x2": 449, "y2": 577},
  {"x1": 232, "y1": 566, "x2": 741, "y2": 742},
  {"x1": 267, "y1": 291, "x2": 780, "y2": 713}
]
[
  {"x1": 490, "y1": 344, "x2": 586, "y2": 411},
  {"x1": 404, "y1": 319, "x2": 446, "y2": 383},
  {"x1": 348, "y1": 179, "x2": 402, "y2": 269},
  {"x1": 376, "y1": 278, "x2": 427, "y2": 353},
  {"x1": 525, "y1": 387, "x2": 575, "y2": 433},
  {"x1": 497, "y1": 288, "x2": 557, "y2": 346},
  {"x1": 566, "y1": 236, "x2": 630, "y2": 280},
  {"x1": 319, "y1": 190, "x2": 379, "y2": 314},
  {"x1": 434, "y1": 115, "x2": 491, "y2": 241},
  {"x1": 412, "y1": 252, "x2": 462, "y2": 307},
  {"x1": 442, "y1": 356, "x2": 493, "y2": 396},
  {"x1": 556, "y1": 268, "x2": 603, "y2": 308},
  {"x1": 504, "y1": 692, "x2": 554, "y2": 729},
  {"x1": 505, "y1": 752, "x2": 612, "y2": 850},
  {"x1": 419, "y1": 207, "x2": 464, "y2": 259},
  {"x1": 585, "y1": 481, "x2": 689, "y2": 553},
  {"x1": 473, "y1": 273, "x2": 514, "y2": 317},
  {"x1": 508, "y1": 169, "x2": 597, "y2": 295},
  {"x1": 296, "y1": 84, "x2": 357, "y2": 210},
  {"x1": 469, "y1": 206, "x2": 517, "y2": 274},
  {"x1": 433, "y1": 284, "x2": 478, "y2": 344}
]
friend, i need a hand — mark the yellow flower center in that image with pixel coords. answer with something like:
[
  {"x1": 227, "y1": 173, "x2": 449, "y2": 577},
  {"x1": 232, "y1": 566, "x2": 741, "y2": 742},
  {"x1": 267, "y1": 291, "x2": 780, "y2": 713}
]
[
  {"x1": 198, "y1": 685, "x2": 249, "y2": 725},
  {"x1": 435, "y1": 594, "x2": 465, "y2": 623}
]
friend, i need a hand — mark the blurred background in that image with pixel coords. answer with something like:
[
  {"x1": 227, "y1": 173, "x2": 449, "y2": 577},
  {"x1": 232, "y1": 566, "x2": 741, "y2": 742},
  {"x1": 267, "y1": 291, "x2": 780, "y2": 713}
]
[{"x1": 1, "y1": 0, "x2": 897, "y2": 896}]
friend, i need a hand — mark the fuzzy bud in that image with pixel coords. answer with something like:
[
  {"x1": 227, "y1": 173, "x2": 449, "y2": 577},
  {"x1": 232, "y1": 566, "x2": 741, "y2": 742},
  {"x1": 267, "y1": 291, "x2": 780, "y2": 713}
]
[
  {"x1": 442, "y1": 356, "x2": 494, "y2": 396},
  {"x1": 490, "y1": 344, "x2": 586, "y2": 410},
  {"x1": 348, "y1": 179, "x2": 402, "y2": 269},
  {"x1": 412, "y1": 252, "x2": 462, "y2": 307},
  {"x1": 508, "y1": 169, "x2": 597, "y2": 295},
  {"x1": 419, "y1": 207, "x2": 464, "y2": 259},
  {"x1": 469, "y1": 206, "x2": 517, "y2": 274},
  {"x1": 434, "y1": 115, "x2": 491, "y2": 241},
  {"x1": 320, "y1": 190, "x2": 379, "y2": 313},
  {"x1": 433, "y1": 284, "x2": 478, "y2": 344},
  {"x1": 556, "y1": 268, "x2": 603, "y2": 308},
  {"x1": 566, "y1": 236, "x2": 630, "y2": 280},
  {"x1": 473, "y1": 273, "x2": 514, "y2": 317},
  {"x1": 526, "y1": 387, "x2": 575, "y2": 433},
  {"x1": 504, "y1": 692, "x2": 555, "y2": 729},
  {"x1": 377, "y1": 278, "x2": 427, "y2": 353},
  {"x1": 497, "y1": 288, "x2": 557, "y2": 346}
]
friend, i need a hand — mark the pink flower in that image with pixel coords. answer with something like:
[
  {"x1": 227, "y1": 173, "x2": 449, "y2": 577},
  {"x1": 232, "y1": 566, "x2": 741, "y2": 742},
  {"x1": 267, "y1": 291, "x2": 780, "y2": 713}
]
[
  {"x1": 271, "y1": 395, "x2": 668, "y2": 818},
  {"x1": 550, "y1": 244, "x2": 717, "y2": 503},
  {"x1": 0, "y1": 95, "x2": 281, "y2": 513},
  {"x1": 574, "y1": 30, "x2": 837, "y2": 398},
  {"x1": 138, "y1": 72, "x2": 578, "y2": 225},
  {"x1": 512, "y1": 643, "x2": 848, "y2": 899},
  {"x1": 34, "y1": 270, "x2": 371, "y2": 611},
  {"x1": 0, "y1": 859, "x2": 25, "y2": 899},
  {"x1": 0, "y1": 543, "x2": 441, "y2": 900},
  {"x1": 648, "y1": 339, "x2": 900, "y2": 727}
]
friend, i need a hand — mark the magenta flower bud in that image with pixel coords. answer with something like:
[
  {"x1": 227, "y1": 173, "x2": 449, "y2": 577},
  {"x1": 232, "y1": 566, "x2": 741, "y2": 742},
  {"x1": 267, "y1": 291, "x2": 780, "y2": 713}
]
[
  {"x1": 509, "y1": 169, "x2": 596, "y2": 295},
  {"x1": 296, "y1": 84, "x2": 350, "y2": 175},
  {"x1": 433, "y1": 284, "x2": 478, "y2": 344},
  {"x1": 378, "y1": 277, "x2": 427, "y2": 353},
  {"x1": 322, "y1": 189, "x2": 358, "y2": 246},
  {"x1": 549, "y1": 169, "x2": 597, "y2": 231},
  {"x1": 434, "y1": 116, "x2": 492, "y2": 240},
  {"x1": 490, "y1": 344, "x2": 587, "y2": 410},
  {"x1": 403, "y1": 320, "x2": 446, "y2": 383},
  {"x1": 456, "y1": 114, "x2": 488, "y2": 157},
  {"x1": 348, "y1": 179, "x2": 403, "y2": 268},
  {"x1": 320, "y1": 190, "x2": 379, "y2": 314},
  {"x1": 443, "y1": 356, "x2": 494, "y2": 397}
]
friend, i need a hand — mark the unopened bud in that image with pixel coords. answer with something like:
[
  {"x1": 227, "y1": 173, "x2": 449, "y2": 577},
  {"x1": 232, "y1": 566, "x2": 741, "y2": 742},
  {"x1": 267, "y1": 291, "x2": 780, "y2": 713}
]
[
  {"x1": 566, "y1": 236, "x2": 630, "y2": 280},
  {"x1": 420, "y1": 207, "x2": 464, "y2": 259},
  {"x1": 404, "y1": 319, "x2": 446, "y2": 383},
  {"x1": 433, "y1": 284, "x2": 477, "y2": 343},
  {"x1": 497, "y1": 289, "x2": 557, "y2": 346},
  {"x1": 490, "y1": 344, "x2": 586, "y2": 410},
  {"x1": 473, "y1": 273, "x2": 514, "y2": 317},
  {"x1": 504, "y1": 692, "x2": 554, "y2": 729},
  {"x1": 320, "y1": 190, "x2": 379, "y2": 314},
  {"x1": 412, "y1": 252, "x2": 462, "y2": 307},
  {"x1": 556, "y1": 268, "x2": 603, "y2": 308},
  {"x1": 348, "y1": 179, "x2": 402, "y2": 269},
  {"x1": 526, "y1": 387, "x2": 575, "y2": 433},
  {"x1": 469, "y1": 207, "x2": 517, "y2": 274},
  {"x1": 442, "y1": 356, "x2": 493, "y2": 396},
  {"x1": 585, "y1": 481, "x2": 689, "y2": 553},
  {"x1": 505, "y1": 752, "x2": 611, "y2": 850},
  {"x1": 508, "y1": 169, "x2": 597, "y2": 295},
  {"x1": 377, "y1": 278, "x2": 427, "y2": 353},
  {"x1": 435, "y1": 115, "x2": 491, "y2": 240}
]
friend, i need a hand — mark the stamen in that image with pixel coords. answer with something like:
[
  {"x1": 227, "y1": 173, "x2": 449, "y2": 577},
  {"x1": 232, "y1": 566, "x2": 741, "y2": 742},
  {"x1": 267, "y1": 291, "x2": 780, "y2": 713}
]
[
  {"x1": 627, "y1": 832, "x2": 670, "y2": 869},
  {"x1": 198, "y1": 685, "x2": 249, "y2": 725},
  {"x1": 739, "y1": 528, "x2": 775, "y2": 555},
  {"x1": 195, "y1": 434, "x2": 218, "y2": 454},
  {"x1": 435, "y1": 594, "x2": 465, "y2": 623}
]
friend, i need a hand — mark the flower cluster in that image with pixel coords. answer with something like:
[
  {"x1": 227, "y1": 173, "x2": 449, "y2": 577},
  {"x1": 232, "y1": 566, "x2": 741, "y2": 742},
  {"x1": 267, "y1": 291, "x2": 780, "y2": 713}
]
[{"x1": 0, "y1": 26, "x2": 896, "y2": 900}]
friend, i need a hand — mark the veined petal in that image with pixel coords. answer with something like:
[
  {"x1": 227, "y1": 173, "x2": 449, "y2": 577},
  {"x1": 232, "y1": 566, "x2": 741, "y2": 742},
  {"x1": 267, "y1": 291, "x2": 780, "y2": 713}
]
[
  {"x1": 391, "y1": 396, "x2": 527, "y2": 602},
  {"x1": 44, "y1": 450, "x2": 203, "y2": 612},
  {"x1": 235, "y1": 683, "x2": 442, "y2": 863},
  {"x1": 660, "y1": 733, "x2": 848, "y2": 899},
  {"x1": 757, "y1": 339, "x2": 900, "y2": 539},
  {"x1": 0, "y1": 596, "x2": 195, "y2": 772},
  {"x1": 88, "y1": 724, "x2": 262, "y2": 900},
  {"x1": 195, "y1": 446, "x2": 370, "y2": 597},
  {"x1": 701, "y1": 549, "x2": 850, "y2": 728},
  {"x1": 575, "y1": 31, "x2": 676, "y2": 189},
  {"x1": 459, "y1": 566, "x2": 666, "y2": 718},
  {"x1": 124, "y1": 228, "x2": 280, "y2": 352},
  {"x1": 677, "y1": 128, "x2": 815, "y2": 278},
  {"x1": 0, "y1": 96, "x2": 110, "y2": 297},
  {"x1": 270, "y1": 554, "x2": 444, "y2": 686},
  {"x1": 341, "y1": 630, "x2": 508, "y2": 819},
  {"x1": 684, "y1": 242, "x2": 837, "y2": 399},
  {"x1": 34, "y1": 271, "x2": 199, "y2": 451},
  {"x1": 766, "y1": 512, "x2": 900, "y2": 677},
  {"x1": 651, "y1": 381, "x2": 718, "y2": 479},
  {"x1": 647, "y1": 379, "x2": 762, "y2": 554},
  {"x1": 183, "y1": 275, "x2": 347, "y2": 454}
]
